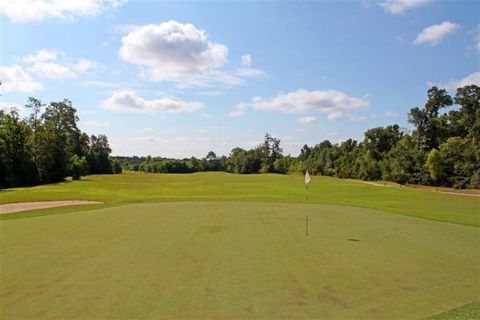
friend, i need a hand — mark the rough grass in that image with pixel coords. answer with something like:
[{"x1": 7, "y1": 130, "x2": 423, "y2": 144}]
[
  {"x1": 426, "y1": 301, "x2": 480, "y2": 320},
  {"x1": 1, "y1": 202, "x2": 478, "y2": 319},
  {"x1": 1, "y1": 172, "x2": 479, "y2": 226}
]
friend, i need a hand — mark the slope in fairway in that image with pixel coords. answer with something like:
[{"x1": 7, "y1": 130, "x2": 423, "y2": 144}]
[{"x1": 1, "y1": 202, "x2": 478, "y2": 319}]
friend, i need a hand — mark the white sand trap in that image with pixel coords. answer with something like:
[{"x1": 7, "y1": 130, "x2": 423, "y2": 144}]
[{"x1": 0, "y1": 200, "x2": 103, "y2": 214}]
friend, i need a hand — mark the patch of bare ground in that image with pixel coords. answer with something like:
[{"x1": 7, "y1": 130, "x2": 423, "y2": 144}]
[{"x1": 0, "y1": 200, "x2": 103, "y2": 214}]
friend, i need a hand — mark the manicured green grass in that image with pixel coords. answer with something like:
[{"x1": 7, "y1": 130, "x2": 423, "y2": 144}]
[
  {"x1": 1, "y1": 172, "x2": 479, "y2": 226},
  {"x1": 1, "y1": 202, "x2": 478, "y2": 319},
  {"x1": 427, "y1": 302, "x2": 480, "y2": 320}
]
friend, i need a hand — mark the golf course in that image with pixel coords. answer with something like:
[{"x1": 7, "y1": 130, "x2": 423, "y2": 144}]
[{"x1": 1, "y1": 172, "x2": 479, "y2": 319}]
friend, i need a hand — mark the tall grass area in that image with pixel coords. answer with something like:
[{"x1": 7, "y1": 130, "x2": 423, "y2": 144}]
[{"x1": 1, "y1": 172, "x2": 478, "y2": 226}]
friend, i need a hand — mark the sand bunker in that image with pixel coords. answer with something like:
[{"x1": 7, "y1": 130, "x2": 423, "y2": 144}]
[{"x1": 0, "y1": 200, "x2": 103, "y2": 214}]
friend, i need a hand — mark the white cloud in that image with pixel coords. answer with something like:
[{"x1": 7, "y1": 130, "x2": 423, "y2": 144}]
[
  {"x1": 73, "y1": 59, "x2": 99, "y2": 73},
  {"x1": 297, "y1": 116, "x2": 317, "y2": 124},
  {"x1": 241, "y1": 54, "x2": 252, "y2": 67},
  {"x1": 0, "y1": 65, "x2": 42, "y2": 94},
  {"x1": 438, "y1": 72, "x2": 480, "y2": 90},
  {"x1": 378, "y1": 0, "x2": 433, "y2": 14},
  {"x1": 236, "y1": 53, "x2": 266, "y2": 79},
  {"x1": 82, "y1": 80, "x2": 114, "y2": 87},
  {"x1": 29, "y1": 61, "x2": 75, "y2": 79},
  {"x1": 231, "y1": 89, "x2": 369, "y2": 120},
  {"x1": 414, "y1": 21, "x2": 460, "y2": 46},
  {"x1": 198, "y1": 90, "x2": 224, "y2": 96},
  {"x1": 119, "y1": 21, "x2": 265, "y2": 87},
  {"x1": 23, "y1": 49, "x2": 58, "y2": 63},
  {"x1": 234, "y1": 68, "x2": 266, "y2": 78},
  {"x1": 119, "y1": 20, "x2": 235, "y2": 86},
  {"x1": 0, "y1": 0, "x2": 125, "y2": 23},
  {"x1": 23, "y1": 49, "x2": 101, "y2": 79},
  {"x1": 102, "y1": 89, "x2": 205, "y2": 114},
  {"x1": 327, "y1": 111, "x2": 344, "y2": 121}
]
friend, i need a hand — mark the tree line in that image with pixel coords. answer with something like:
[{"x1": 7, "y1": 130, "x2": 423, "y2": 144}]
[
  {"x1": 1, "y1": 85, "x2": 478, "y2": 189},
  {"x1": 0, "y1": 97, "x2": 121, "y2": 187},
  {"x1": 117, "y1": 85, "x2": 479, "y2": 189}
]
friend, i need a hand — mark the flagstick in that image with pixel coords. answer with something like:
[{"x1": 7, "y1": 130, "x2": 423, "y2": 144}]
[
  {"x1": 306, "y1": 215, "x2": 308, "y2": 236},
  {"x1": 304, "y1": 170, "x2": 310, "y2": 236}
]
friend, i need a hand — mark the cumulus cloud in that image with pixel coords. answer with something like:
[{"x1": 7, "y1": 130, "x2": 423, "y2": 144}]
[
  {"x1": 378, "y1": 0, "x2": 433, "y2": 14},
  {"x1": 438, "y1": 72, "x2": 480, "y2": 90},
  {"x1": 297, "y1": 116, "x2": 317, "y2": 124},
  {"x1": 102, "y1": 89, "x2": 205, "y2": 114},
  {"x1": 230, "y1": 89, "x2": 369, "y2": 120},
  {"x1": 119, "y1": 21, "x2": 265, "y2": 86},
  {"x1": 0, "y1": 65, "x2": 42, "y2": 94},
  {"x1": 29, "y1": 61, "x2": 75, "y2": 79},
  {"x1": 414, "y1": 21, "x2": 460, "y2": 46},
  {"x1": 119, "y1": 20, "x2": 235, "y2": 85},
  {"x1": 22, "y1": 49, "x2": 101, "y2": 79},
  {"x1": 0, "y1": 0, "x2": 125, "y2": 23}
]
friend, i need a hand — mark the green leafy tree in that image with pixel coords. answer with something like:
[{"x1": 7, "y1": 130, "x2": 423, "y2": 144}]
[
  {"x1": 0, "y1": 109, "x2": 37, "y2": 186},
  {"x1": 88, "y1": 134, "x2": 113, "y2": 174},
  {"x1": 426, "y1": 149, "x2": 445, "y2": 184},
  {"x1": 69, "y1": 155, "x2": 88, "y2": 180}
]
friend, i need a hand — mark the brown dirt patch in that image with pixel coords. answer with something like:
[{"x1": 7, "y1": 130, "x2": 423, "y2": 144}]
[
  {"x1": 291, "y1": 288, "x2": 306, "y2": 299},
  {"x1": 0, "y1": 200, "x2": 103, "y2": 214},
  {"x1": 317, "y1": 285, "x2": 349, "y2": 309}
]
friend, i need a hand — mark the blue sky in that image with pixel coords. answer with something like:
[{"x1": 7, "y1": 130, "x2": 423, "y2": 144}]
[{"x1": 1, "y1": 0, "x2": 479, "y2": 157}]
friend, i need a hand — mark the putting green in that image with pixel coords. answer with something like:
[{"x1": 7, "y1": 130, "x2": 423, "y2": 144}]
[{"x1": 1, "y1": 202, "x2": 478, "y2": 319}]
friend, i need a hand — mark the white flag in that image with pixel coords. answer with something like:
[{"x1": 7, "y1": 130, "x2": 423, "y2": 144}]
[{"x1": 304, "y1": 170, "x2": 311, "y2": 185}]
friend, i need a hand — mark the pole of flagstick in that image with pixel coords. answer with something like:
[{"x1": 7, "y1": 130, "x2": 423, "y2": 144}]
[
  {"x1": 306, "y1": 181, "x2": 308, "y2": 236},
  {"x1": 306, "y1": 215, "x2": 308, "y2": 236}
]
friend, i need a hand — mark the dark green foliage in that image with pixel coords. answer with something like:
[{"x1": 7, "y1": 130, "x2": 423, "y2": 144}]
[
  {"x1": 0, "y1": 98, "x2": 119, "y2": 188},
  {"x1": 0, "y1": 110, "x2": 38, "y2": 186},
  {"x1": 2, "y1": 85, "x2": 479, "y2": 189},
  {"x1": 88, "y1": 134, "x2": 113, "y2": 174},
  {"x1": 69, "y1": 155, "x2": 88, "y2": 180},
  {"x1": 293, "y1": 85, "x2": 478, "y2": 188},
  {"x1": 426, "y1": 149, "x2": 445, "y2": 184}
]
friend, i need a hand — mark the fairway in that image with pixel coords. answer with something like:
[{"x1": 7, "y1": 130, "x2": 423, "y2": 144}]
[
  {"x1": 1, "y1": 172, "x2": 479, "y2": 227},
  {"x1": 1, "y1": 201, "x2": 478, "y2": 319}
]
